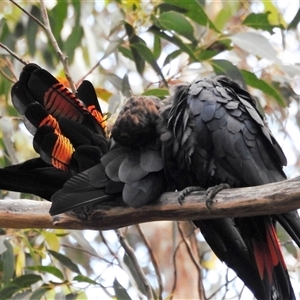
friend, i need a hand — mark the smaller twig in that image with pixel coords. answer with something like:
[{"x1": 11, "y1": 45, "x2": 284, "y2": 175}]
[
  {"x1": 170, "y1": 242, "x2": 181, "y2": 300},
  {"x1": 136, "y1": 224, "x2": 163, "y2": 300},
  {"x1": 99, "y1": 231, "x2": 122, "y2": 266},
  {"x1": 9, "y1": 0, "x2": 46, "y2": 30},
  {"x1": 207, "y1": 275, "x2": 237, "y2": 300},
  {"x1": 115, "y1": 229, "x2": 154, "y2": 300},
  {"x1": 39, "y1": 0, "x2": 76, "y2": 94},
  {"x1": 0, "y1": 43, "x2": 28, "y2": 66},
  {"x1": 61, "y1": 243, "x2": 117, "y2": 266},
  {"x1": 177, "y1": 222, "x2": 204, "y2": 299}
]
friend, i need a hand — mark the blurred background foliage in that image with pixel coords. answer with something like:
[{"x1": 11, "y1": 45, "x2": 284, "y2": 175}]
[{"x1": 1, "y1": 0, "x2": 300, "y2": 299}]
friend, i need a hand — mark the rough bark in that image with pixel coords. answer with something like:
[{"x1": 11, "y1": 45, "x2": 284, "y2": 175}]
[{"x1": 0, "y1": 176, "x2": 299, "y2": 230}]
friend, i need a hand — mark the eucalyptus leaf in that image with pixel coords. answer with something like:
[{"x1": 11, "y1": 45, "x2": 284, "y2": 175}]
[
  {"x1": 48, "y1": 250, "x2": 81, "y2": 274},
  {"x1": 231, "y1": 32, "x2": 280, "y2": 63},
  {"x1": 241, "y1": 70, "x2": 285, "y2": 107}
]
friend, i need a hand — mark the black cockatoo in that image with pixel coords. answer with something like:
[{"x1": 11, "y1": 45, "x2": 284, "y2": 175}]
[
  {"x1": 0, "y1": 63, "x2": 108, "y2": 200},
  {"x1": 0, "y1": 63, "x2": 166, "y2": 213},
  {"x1": 157, "y1": 76, "x2": 300, "y2": 300},
  {"x1": 50, "y1": 95, "x2": 166, "y2": 214}
]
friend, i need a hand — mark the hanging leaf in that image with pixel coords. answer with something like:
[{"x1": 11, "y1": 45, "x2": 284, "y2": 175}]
[
  {"x1": 65, "y1": 26, "x2": 84, "y2": 63},
  {"x1": 122, "y1": 73, "x2": 131, "y2": 98},
  {"x1": 161, "y1": 0, "x2": 218, "y2": 32},
  {"x1": 124, "y1": 22, "x2": 145, "y2": 74},
  {"x1": 48, "y1": 1, "x2": 68, "y2": 39},
  {"x1": 230, "y1": 32, "x2": 280, "y2": 62},
  {"x1": 288, "y1": 8, "x2": 300, "y2": 30},
  {"x1": 2, "y1": 239, "x2": 15, "y2": 285},
  {"x1": 113, "y1": 278, "x2": 132, "y2": 300},
  {"x1": 211, "y1": 59, "x2": 246, "y2": 89},
  {"x1": 153, "y1": 34, "x2": 161, "y2": 59},
  {"x1": 142, "y1": 88, "x2": 169, "y2": 99},
  {"x1": 48, "y1": 250, "x2": 81, "y2": 274},
  {"x1": 241, "y1": 70, "x2": 285, "y2": 107},
  {"x1": 243, "y1": 12, "x2": 283, "y2": 34},
  {"x1": 26, "y1": 5, "x2": 40, "y2": 56},
  {"x1": 73, "y1": 275, "x2": 99, "y2": 285},
  {"x1": 42, "y1": 231, "x2": 60, "y2": 252},
  {"x1": 11, "y1": 274, "x2": 42, "y2": 288},
  {"x1": 0, "y1": 285, "x2": 20, "y2": 300},
  {"x1": 26, "y1": 266, "x2": 64, "y2": 281},
  {"x1": 157, "y1": 12, "x2": 196, "y2": 43},
  {"x1": 29, "y1": 287, "x2": 49, "y2": 300},
  {"x1": 149, "y1": 25, "x2": 198, "y2": 61}
]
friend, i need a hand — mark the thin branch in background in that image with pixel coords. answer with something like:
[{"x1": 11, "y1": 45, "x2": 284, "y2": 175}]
[
  {"x1": 177, "y1": 222, "x2": 204, "y2": 300},
  {"x1": 77, "y1": 60, "x2": 101, "y2": 85},
  {"x1": 99, "y1": 231, "x2": 122, "y2": 266},
  {"x1": 135, "y1": 224, "x2": 163, "y2": 300},
  {"x1": 207, "y1": 275, "x2": 237, "y2": 300},
  {"x1": 9, "y1": 0, "x2": 46, "y2": 31},
  {"x1": 8, "y1": 0, "x2": 76, "y2": 93},
  {"x1": 169, "y1": 242, "x2": 181, "y2": 300},
  {"x1": 61, "y1": 243, "x2": 118, "y2": 266},
  {"x1": 222, "y1": 268, "x2": 231, "y2": 300},
  {"x1": 0, "y1": 58, "x2": 17, "y2": 83},
  {"x1": 0, "y1": 43, "x2": 28, "y2": 66},
  {"x1": 39, "y1": 0, "x2": 76, "y2": 95},
  {"x1": 115, "y1": 229, "x2": 154, "y2": 300}
]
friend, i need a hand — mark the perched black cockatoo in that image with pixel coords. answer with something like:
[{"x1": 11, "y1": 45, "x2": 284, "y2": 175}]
[
  {"x1": 157, "y1": 76, "x2": 300, "y2": 300},
  {"x1": 0, "y1": 63, "x2": 108, "y2": 200},
  {"x1": 50, "y1": 95, "x2": 166, "y2": 214}
]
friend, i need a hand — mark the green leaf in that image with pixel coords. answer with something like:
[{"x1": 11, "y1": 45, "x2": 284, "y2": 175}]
[
  {"x1": 262, "y1": 0, "x2": 286, "y2": 28},
  {"x1": 130, "y1": 42, "x2": 167, "y2": 86},
  {"x1": 27, "y1": 5, "x2": 40, "y2": 56},
  {"x1": 73, "y1": 275, "x2": 98, "y2": 285},
  {"x1": 26, "y1": 265, "x2": 64, "y2": 280},
  {"x1": 153, "y1": 34, "x2": 161, "y2": 60},
  {"x1": 123, "y1": 254, "x2": 146, "y2": 295},
  {"x1": 157, "y1": 12, "x2": 196, "y2": 43},
  {"x1": 124, "y1": 22, "x2": 145, "y2": 74},
  {"x1": 65, "y1": 26, "x2": 84, "y2": 63},
  {"x1": 210, "y1": 59, "x2": 246, "y2": 88},
  {"x1": 48, "y1": 250, "x2": 81, "y2": 274},
  {"x1": 142, "y1": 88, "x2": 169, "y2": 99},
  {"x1": 149, "y1": 25, "x2": 198, "y2": 62},
  {"x1": 243, "y1": 12, "x2": 283, "y2": 34},
  {"x1": 241, "y1": 70, "x2": 285, "y2": 107},
  {"x1": 49, "y1": 1, "x2": 68, "y2": 39},
  {"x1": 29, "y1": 287, "x2": 49, "y2": 300},
  {"x1": 162, "y1": 0, "x2": 218, "y2": 32},
  {"x1": 155, "y1": 3, "x2": 187, "y2": 15},
  {"x1": 12, "y1": 274, "x2": 42, "y2": 288},
  {"x1": 113, "y1": 278, "x2": 132, "y2": 300},
  {"x1": 122, "y1": 74, "x2": 131, "y2": 98},
  {"x1": 288, "y1": 8, "x2": 300, "y2": 30},
  {"x1": 214, "y1": 3, "x2": 239, "y2": 31},
  {"x1": 0, "y1": 285, "x2": 20, "y2": 299},
  {"x1": 2, "y1": 239, "x2": 15, "y2": 285},
  {"x1": 118, "y1": 45, "x2": 134, "y2": 60},
  {"x1": 163, "y1": 49, "x2": 182, "y2": 66}
]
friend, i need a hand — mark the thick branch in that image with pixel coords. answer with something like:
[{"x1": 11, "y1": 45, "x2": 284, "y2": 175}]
[{"x1": 0, "y1": 177, "x2": 300, "y2": 230}]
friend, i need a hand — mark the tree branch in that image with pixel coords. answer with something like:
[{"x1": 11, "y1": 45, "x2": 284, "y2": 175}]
[{"x1": 0, "y1": 176, "x2": 300, "y2": 230}]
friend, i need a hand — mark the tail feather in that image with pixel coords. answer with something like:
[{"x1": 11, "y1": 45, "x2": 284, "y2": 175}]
[
  {"x1": 237, "y1": 216, "x2": 295, "y2": 300},
  {"x1": 0, "y1": 158, "x2": 71, "y2": 200},
  {"x1": 50, "y1": 163, "x2": 123, "y2": 215}
]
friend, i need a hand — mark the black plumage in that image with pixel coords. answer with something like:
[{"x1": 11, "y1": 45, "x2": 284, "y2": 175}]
[
  {"x1": 158, "y1": 76, "x2": 300, "y2": 300},
  {"x1": 50, "y1": 95, "x2": 167, "y2": 213},
  {"x1": 0, "y1": 64, "x2": 108, "y2": 198}
]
